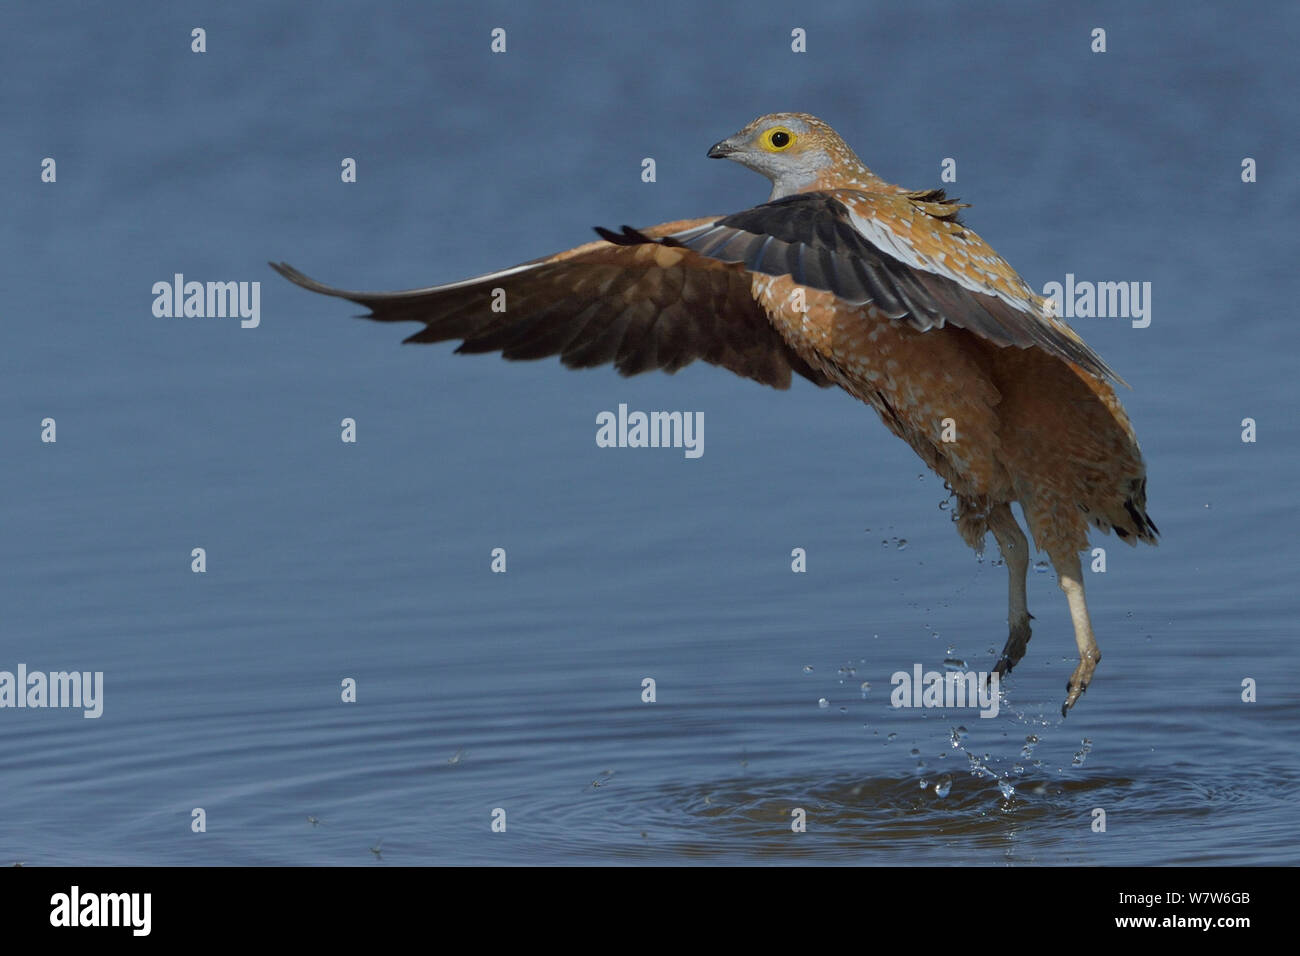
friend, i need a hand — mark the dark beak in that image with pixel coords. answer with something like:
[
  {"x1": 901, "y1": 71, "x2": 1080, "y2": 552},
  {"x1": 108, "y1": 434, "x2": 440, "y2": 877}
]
[{"x1": 707, "y1": 140, "x2": 735, "y2": 159}]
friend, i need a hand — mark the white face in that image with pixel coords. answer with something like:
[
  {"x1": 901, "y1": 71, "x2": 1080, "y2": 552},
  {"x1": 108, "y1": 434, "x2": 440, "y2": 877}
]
[{"x1": 708, "y1": 115, "x2": 832, "y2": 199}]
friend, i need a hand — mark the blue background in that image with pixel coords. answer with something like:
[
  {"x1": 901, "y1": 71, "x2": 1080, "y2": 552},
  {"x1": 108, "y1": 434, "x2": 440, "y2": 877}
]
[{"x1": 0, "y1": 1, "x2": 1296, "y2": 864}]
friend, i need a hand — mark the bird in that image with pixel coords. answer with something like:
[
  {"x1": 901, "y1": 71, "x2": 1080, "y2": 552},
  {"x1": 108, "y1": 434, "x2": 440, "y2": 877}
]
[{"x1": 271, "y1": 112, "x2": 1156, "y2": 716}]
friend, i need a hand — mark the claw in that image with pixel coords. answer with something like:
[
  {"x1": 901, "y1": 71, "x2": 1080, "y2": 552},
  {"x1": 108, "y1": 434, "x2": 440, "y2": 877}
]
[
  {"x1": 991, "y1": 618, "x2": 1032, "y2": 686},
  {"x1": 1060, "y1": 681, "x2": 1086, "y2": 717},
  {"x1": 1062, "y1": 661, "x2": 1095, "y2": 715}
]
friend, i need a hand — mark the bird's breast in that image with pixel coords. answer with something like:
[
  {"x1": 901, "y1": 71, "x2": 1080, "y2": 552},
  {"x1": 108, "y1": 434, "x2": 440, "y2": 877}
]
[{"x1": 752, "y1": 273, "x2": 1011, "y2": 500}]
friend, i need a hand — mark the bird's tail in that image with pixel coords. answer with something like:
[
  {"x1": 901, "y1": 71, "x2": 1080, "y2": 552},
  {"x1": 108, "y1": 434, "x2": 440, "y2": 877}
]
[{"x1": 1090, "y1": 473, "x2": 1159, "y2": 546}]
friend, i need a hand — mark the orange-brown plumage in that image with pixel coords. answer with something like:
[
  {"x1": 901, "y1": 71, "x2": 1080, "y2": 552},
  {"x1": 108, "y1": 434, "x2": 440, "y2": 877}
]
[{"x1": 272, "y1": 112, "x2": 1155, "y2": 715}]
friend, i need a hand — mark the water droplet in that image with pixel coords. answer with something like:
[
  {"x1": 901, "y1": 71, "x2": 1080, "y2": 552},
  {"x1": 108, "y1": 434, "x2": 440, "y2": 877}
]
[
  {"x1": 943, "y1": 657, "x2": 967, "y2": 671},
  {"x1": 934, "y1": 775, "x2": 952, "y2": 798},
  {"x1": 886, "y1": 733, "x2": 897, "y2": 742},
  {"x1": 802, "y1": 665, "x2": 814, "y2": 673},
  {"x1": 919, "y1": 778, "x2": 928, "y2": 789},
  {"x1": 839, "y1": 706, "x2": 848, "y2": 713},
  {"x1": 998, "y1": 780, "x2": 1015, "y2": 800},
  {"x1": 897, "y1": 539, "x2": 908, "y2": 551},
  {"x1": 817, "y1": 698, "x2": 829, "y2": 709},
  {"x1": 860, "y1": 681, "x2": 871, "y2": 697},
  {"x1": 1012, "y1": 764, "x2": 1025, "y2": 775},
  {"x1": 1072, "y1": 736, "x2": 1093, "y2": 766},
  {"x1": 1033, "y1": 561, "x2": 1050, "y2": 574},
  {"x1": 938, "y1": 500, "x2": 949, "y2": 510}
]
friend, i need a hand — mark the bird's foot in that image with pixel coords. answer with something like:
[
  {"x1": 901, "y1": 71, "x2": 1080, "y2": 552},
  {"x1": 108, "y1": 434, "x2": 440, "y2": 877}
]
[
  {"x1": 989, "y1": 617, "x2": 1033, "y2": 684},
  {"x1": 1061, "y1": 653, "x2": 1100, "y2": 717}
]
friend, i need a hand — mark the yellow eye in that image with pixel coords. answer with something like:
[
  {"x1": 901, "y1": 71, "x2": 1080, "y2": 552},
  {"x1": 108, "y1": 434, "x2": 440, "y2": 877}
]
[{"x1": 762, "y1": 127, "x2": 796, "y2": 151}]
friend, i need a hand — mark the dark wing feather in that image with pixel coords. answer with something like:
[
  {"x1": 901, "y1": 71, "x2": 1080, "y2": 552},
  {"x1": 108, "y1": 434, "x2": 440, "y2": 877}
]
[
  {"x1": 269, "y1": 223, "x2": 834, "y2": 390},
  {"x1": 645, "y1": 192, "x2": 1119, "y2": 384}
]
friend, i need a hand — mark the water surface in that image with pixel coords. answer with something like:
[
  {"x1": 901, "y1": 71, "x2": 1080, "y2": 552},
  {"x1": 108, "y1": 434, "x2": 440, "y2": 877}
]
[{"x1": 0, "y1": 1, "x2": 1296, "y2": 865}]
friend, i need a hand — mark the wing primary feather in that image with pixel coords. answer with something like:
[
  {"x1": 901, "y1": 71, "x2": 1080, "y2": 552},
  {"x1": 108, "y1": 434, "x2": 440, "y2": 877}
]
[
  {"x1": 745, "y1": 235, "x2": 776, "y2": 272},
  {"x1": 594, "y1": 226, "x2": 636, "y2": 245},
  {"x1": 691, "y1": 227, "x2": 741, "y2": 258}
]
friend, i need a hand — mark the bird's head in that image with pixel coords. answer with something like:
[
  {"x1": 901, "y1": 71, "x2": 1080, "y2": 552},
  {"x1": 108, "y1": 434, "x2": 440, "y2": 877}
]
[{"x1": 707, "y1": 112, "x2": 867, "y2": 199}]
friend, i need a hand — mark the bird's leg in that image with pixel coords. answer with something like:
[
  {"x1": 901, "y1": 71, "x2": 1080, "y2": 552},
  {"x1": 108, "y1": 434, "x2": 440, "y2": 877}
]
[
  {"x1": 988, "y1": 504, "x2": 1032, "y2": 680},
  {"x1": 1052, "y1": 549, "x2": 1100, "y2": 716}
]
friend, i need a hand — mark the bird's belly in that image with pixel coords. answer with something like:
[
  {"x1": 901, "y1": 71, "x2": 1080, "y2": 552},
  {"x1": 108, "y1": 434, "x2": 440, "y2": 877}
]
[{"x1": 753, "y1": 275, "x2": 1011, "y2": 502}]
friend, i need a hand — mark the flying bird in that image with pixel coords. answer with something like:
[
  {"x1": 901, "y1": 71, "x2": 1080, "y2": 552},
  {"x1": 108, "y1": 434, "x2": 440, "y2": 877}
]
[{"x1": 272, "y1": 112, "x2": 1156, "y2": 715}]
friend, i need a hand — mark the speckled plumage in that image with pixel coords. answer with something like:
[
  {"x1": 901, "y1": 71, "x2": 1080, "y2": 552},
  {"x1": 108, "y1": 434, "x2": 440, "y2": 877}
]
[{"x1": 272, "y1": 112, "x2": 1156, "y2": 715}]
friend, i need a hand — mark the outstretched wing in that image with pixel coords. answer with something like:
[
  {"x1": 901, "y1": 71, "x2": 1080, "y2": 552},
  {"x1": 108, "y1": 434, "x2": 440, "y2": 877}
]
[
  {"x1": 628, "y1": 191, "x2": 1120, "y2": 385},
  {"x1": 270, "y1": 217, "x2": 832, "y2": 390}
]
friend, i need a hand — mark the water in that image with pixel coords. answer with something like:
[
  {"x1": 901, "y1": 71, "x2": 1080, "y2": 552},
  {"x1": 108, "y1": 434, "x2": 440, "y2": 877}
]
[{"x1": 1, "y1": 1, "x2": 1297, "y2": 865}]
